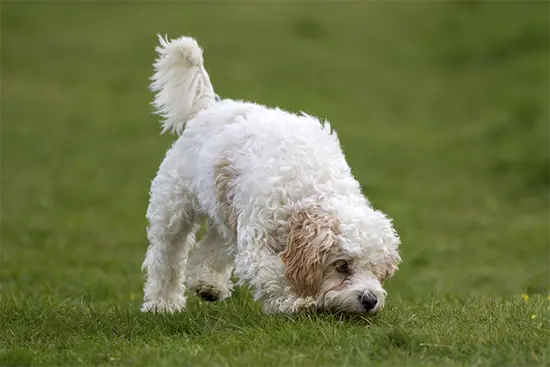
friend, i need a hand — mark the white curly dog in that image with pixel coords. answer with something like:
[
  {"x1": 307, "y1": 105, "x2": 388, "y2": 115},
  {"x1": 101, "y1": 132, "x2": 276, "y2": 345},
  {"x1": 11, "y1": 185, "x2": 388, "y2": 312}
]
[{"x1": 141, "y1": 35, "x2": 402, "y2": 315}]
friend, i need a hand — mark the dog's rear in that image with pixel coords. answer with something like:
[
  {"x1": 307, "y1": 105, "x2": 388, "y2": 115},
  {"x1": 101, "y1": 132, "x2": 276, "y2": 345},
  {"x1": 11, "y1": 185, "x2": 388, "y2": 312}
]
[{"x1": 150, "y1": 35, "x2": 216, "y2": 135}]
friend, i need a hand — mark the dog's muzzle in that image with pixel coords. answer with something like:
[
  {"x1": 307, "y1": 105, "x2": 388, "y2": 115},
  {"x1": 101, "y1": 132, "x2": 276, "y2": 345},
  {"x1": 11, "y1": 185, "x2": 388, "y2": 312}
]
[{"x1": 359, "y1": 291, "x2": 378, "y2": 311}]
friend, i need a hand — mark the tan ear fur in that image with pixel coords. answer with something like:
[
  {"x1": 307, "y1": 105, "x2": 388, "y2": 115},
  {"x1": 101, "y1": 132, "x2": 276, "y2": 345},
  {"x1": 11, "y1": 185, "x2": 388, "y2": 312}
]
[{"x1": 280, "y1": 205, "x2": 339, "y2": 297}]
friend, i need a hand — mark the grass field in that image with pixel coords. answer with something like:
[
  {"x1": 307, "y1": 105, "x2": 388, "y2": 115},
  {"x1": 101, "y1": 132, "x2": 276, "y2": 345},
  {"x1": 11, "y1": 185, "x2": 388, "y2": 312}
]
[{"x1": 1, "y1": 1, "x2": 549, "y2": 366}]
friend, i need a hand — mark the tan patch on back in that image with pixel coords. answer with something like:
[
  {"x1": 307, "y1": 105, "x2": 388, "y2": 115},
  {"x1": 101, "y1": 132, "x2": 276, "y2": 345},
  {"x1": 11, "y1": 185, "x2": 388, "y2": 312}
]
[{"x1": 214, "y1": 158, "x2": 239, "y2": 233}]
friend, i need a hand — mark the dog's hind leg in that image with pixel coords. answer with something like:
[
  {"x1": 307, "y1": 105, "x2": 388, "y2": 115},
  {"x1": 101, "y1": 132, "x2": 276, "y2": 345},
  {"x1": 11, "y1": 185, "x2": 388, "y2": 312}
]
[
  {"x1": 186, "y1": 220, "x2": 234, "y2": 302},
  {"x1": 141, "y1": 167, "x2": 201, "y2": 313}
]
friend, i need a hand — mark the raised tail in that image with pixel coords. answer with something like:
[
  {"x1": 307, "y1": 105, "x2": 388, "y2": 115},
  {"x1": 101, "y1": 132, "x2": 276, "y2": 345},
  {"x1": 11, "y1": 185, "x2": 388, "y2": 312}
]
[{"x1": 150, "y1": 35, "x2": 216, "y2": 135}]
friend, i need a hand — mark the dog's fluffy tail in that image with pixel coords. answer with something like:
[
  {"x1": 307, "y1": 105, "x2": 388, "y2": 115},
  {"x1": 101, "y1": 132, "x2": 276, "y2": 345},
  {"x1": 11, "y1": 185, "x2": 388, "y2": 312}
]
[{"x1": 150, "y1": 35, "x2": 216, "y2": 135}]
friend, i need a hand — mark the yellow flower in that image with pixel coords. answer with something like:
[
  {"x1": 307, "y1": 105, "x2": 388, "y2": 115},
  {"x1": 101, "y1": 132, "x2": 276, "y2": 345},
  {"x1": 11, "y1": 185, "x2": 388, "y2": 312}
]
[
  {"x1": 547, "y1": 295, "x2": 550, "y2": 301},
  {"x1": 531, "y1": 314, "x2": 537, "y2": 319},
  {"x1": 521, "y1": 294, "x2": 529, "y2": 302}
]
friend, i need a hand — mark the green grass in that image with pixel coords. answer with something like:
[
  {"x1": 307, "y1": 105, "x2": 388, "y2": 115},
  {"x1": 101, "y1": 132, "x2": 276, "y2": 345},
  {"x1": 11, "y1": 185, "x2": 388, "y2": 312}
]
[{"x1": 1, "y1": 1, "x2": 549, "y2": 366}]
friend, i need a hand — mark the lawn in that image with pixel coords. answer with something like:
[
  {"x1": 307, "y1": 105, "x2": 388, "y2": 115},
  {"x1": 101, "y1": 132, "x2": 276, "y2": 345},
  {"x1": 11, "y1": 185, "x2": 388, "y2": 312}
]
[{"x1": 1, "y1": 1, "x2": 549, "y2": 366}]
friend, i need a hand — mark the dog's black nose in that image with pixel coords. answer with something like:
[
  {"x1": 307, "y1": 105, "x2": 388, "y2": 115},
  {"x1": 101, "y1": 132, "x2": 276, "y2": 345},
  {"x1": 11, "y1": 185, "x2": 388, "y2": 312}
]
[{"x1": 359, "y1": 292, "x2": 378, "y2": 311}]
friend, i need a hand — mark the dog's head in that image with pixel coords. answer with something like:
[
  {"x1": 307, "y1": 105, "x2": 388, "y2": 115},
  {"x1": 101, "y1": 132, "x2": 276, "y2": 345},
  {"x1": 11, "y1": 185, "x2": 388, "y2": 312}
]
[{"x1": 280, "y1": 204, "x2": 401, "y2": 315}]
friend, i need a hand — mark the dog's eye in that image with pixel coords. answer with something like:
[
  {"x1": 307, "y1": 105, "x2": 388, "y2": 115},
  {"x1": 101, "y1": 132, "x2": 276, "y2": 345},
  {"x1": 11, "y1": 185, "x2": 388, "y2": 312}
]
[{"x1": 335, "y1": 261, "x2": 350, "y2": 274}]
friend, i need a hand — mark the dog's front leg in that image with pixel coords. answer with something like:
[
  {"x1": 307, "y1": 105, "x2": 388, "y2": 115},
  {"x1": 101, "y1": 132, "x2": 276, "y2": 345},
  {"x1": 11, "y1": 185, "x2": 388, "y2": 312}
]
[{"x1": 233, "y1": 228, "x2": 318, "y2": 314}]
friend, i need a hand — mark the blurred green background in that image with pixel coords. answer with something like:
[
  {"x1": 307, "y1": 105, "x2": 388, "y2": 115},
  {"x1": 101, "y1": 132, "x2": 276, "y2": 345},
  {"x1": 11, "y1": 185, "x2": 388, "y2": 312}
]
[{"x1": 1, "y1": 0, "x2": 549, "y2": 358}]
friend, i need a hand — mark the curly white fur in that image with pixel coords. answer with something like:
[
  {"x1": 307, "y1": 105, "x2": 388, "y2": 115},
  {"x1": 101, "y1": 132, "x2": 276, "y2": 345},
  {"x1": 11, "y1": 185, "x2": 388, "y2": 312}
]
[{"x1": 141, "y1": 35, "x2": 402, "y2": 315}]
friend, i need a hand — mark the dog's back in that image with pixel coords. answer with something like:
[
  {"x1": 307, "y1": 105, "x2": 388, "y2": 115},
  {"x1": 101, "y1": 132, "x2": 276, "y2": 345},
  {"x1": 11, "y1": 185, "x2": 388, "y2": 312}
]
[{"x1": 175, "y1": 100, "x2": 356, "y2": 242}]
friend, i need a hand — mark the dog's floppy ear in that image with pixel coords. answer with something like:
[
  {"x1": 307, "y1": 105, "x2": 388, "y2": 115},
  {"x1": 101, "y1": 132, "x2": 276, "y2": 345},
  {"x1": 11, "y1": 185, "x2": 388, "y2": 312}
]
[{"x1": 280, "y1": 205, "x2": 339, "y2": 297}]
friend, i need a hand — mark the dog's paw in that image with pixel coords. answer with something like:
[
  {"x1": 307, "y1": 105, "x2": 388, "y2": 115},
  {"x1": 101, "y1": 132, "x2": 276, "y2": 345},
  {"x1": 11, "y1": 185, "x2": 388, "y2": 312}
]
[
  {"x1": 294, "y1": 297, "x2": 317, "y2": 313},
  {"x1": 195, "y1": 283, "x2": 230, "y2": 302},
  {"x1": 141, "y1": 298, "x2": 186, "y2": 313}
]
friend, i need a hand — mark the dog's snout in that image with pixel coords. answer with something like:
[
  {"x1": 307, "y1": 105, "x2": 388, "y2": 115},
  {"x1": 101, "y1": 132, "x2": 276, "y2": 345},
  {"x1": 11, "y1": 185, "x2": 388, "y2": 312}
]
[{"x1": 359, "y1": 292, "x2": 378, "y2": 311}]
